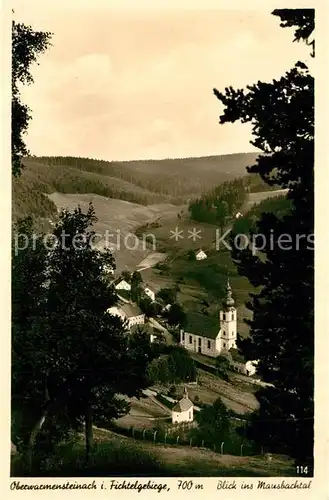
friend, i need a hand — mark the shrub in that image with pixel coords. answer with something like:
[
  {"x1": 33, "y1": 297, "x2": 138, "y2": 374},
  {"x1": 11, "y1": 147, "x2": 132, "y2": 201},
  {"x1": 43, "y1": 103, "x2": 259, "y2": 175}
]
[{"x1": 11, "y1": 438, "x2": 162, "y2": 477}]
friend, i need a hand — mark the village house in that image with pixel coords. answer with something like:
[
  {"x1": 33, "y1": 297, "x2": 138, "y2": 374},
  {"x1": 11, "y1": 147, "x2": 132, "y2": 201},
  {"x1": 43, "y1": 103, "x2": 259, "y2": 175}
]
[
  {"x1": 107, "y1": 302, "x2": 145, "y2": 329},
  {"x1": 171, "y1": 387, "x2": 194, "y2": 424},
  {"x1": 180, "y1": 280, "x2": 257, "y2": 376},
  {"x1": 114, "y1": 279, "x2": 131, "y2": 291},
  {"x1": 195, "y1": 249, "x2": 207, "y2": 261},
  {"x1": 235, "y1": 212, "x2": 243, "y2": 219}
]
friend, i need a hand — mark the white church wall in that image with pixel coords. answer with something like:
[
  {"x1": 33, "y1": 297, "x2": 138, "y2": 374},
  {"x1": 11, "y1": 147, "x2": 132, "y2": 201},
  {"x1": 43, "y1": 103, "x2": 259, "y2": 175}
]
[
  {"x1": 171, "y1": 408, "x2": 193, "y2": 424},
  {"x1": 180, "y1": 331, "x2": 219, "y2": 357}
]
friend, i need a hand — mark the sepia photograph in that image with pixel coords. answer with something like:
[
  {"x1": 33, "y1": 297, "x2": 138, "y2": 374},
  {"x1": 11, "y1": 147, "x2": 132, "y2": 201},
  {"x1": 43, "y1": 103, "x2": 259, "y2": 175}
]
[{"x1": 8, "y1": 0, "x2": 317, "y2": 485}]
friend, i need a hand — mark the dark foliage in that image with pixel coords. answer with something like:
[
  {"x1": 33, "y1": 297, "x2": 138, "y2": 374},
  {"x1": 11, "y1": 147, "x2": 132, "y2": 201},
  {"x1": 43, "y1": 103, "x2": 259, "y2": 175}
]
[
  {"x1": 147, "y1": 345, "x2": 197, "y2": 385},
  {"x1": 232, "y1": 195, "x2": 293, "y2": 236},
  {"x1": 188, "y1": 178, "x2": 246, "y2": 227},
  {"x1": 12, "y1": 204, "x2": 158, "y2": 466},
  {"x1": 12, "y1": 20, "x2": 52, "y2": 176},
  {"x1": 213, "y1": 9, "x2": 314, "y2": 464}
]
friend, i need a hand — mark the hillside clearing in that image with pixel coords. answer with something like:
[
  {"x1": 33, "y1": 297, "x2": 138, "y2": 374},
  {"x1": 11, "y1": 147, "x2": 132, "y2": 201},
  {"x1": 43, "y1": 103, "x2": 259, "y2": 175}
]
[
  {"x1": 47, "y1": 192, "x2": 179, "y2": 272},
  {"x1": 245, "y1": 188, "x2": 289, "y2": 209}
]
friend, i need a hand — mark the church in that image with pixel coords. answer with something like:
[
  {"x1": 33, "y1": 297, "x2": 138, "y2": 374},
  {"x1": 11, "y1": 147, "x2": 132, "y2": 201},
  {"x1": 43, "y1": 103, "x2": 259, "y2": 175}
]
[
  {"x1": 179, "y1": 280, "x2": 257, "y2": 376},
  {"x1": 171, "y1": 387, "x2": 194, "y2": 424}
]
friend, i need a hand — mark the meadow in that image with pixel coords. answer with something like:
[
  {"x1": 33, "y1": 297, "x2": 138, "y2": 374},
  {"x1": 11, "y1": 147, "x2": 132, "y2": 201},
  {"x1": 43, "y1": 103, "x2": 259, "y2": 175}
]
[{"x1": 11, "y1": 427, "x2": 296, "y2": 477}]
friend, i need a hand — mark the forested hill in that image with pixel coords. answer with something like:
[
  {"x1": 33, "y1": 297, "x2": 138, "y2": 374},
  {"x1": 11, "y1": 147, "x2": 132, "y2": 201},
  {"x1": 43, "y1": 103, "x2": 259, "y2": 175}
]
[
  {"x1": 12, "y1": 152, "x2": 260, "y2": 221},
  {"x1": 188, "y1": 173, "x2": 281, "y2": 227}
]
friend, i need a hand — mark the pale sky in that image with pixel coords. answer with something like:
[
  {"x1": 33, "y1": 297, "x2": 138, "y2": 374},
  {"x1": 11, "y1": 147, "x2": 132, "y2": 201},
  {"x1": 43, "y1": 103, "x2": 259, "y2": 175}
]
[{"x1": 12, "y1": 1, "x2": 310, "y2": 161}]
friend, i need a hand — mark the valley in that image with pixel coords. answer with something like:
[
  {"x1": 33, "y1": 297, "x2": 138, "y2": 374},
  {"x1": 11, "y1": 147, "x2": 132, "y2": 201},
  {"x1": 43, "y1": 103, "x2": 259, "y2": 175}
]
[{"x1": 19, "y1": 153, "x2": 288, "y2": 339}]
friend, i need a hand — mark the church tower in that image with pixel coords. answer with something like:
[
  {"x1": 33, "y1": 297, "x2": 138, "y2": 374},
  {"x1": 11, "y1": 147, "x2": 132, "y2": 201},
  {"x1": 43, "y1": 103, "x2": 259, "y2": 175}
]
[{"x1": 218, "y1": 279, "x2": 237, "y2": 352}]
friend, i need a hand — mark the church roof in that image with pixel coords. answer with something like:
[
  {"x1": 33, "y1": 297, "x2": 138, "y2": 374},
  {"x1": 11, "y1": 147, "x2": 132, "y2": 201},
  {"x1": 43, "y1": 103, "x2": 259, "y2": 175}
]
[
  {"x1": 172, "y1": 388, "x2": 193, "y2": 413},
  {"x1": 172, "y1": 398, "x2": 193, "y2": 412},
  {"x1": 184, "y1": 313, "x2": 219, "y2": 339}
]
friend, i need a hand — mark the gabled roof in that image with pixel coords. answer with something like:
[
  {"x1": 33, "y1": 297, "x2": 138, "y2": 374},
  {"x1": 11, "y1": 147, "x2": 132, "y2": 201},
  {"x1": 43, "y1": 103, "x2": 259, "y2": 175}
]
[{"x1": 115, "y1": 278, "x2": 130, "y2": 286}]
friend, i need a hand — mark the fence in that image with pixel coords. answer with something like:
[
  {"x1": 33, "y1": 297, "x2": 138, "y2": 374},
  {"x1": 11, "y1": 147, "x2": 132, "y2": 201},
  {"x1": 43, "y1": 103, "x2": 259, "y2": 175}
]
[{"x1": 106, "y1": 422, "x2": 262, "y2": 457}]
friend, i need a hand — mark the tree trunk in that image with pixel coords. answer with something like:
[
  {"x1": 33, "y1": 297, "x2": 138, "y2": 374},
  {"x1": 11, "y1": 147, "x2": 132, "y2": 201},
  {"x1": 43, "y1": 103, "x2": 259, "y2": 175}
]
[
  {"x1": 26, "y1": 404, "x2": 50, "y2": 472},
  {"x1": 26, "y1": 372, "x2": 50, "y2": 473},
  {"x1": 84, "y1": 404, "x2": 93, "y2": 465}
]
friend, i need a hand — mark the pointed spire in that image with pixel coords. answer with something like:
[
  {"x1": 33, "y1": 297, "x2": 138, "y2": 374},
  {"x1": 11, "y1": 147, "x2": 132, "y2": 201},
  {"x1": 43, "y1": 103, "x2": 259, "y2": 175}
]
[{"x1": 183, "y1": 386, "x2": 188, "y2": 398}]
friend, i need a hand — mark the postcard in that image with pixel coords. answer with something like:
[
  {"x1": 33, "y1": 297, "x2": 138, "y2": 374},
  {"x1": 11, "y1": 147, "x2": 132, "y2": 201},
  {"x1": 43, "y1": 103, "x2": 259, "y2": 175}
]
[{"x1": 2, "y1": 0, "x2": 327, "y2": 498}]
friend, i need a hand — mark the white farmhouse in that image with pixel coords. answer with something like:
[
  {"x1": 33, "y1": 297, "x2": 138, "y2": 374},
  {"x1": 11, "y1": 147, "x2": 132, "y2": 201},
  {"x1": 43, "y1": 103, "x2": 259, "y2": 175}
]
[
  {"x1": 180, "y1": 280, "x2": 257, "y2": 376},
  {"x1": 107, "y1": 302, "x2": 145, "y2": 330},
  {"x1": 171, "y1": 387, "x2": 194, "y2": 424},
  {"x1": 235, "y1": 212, "x2": 243, "y2": 219},
  {"x1": 115, "y1": 279, "x2": 131, "y2": 291},
  {"x1": 142, "y1": 284, "x2": 156, "y2": 302},
  {"x1": 195, "y1": 249, "x2": 207, "y2": 261}
]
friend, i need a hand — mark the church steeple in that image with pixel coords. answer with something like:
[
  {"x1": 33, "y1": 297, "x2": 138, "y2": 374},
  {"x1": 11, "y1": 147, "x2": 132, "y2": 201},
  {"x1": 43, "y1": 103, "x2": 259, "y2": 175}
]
[
  {"x1": 217, "y1": 278, "x2": 237, "y2": 353},
  {"x1": 225, "y1": 278, "x2": 235, "y2": 307}
]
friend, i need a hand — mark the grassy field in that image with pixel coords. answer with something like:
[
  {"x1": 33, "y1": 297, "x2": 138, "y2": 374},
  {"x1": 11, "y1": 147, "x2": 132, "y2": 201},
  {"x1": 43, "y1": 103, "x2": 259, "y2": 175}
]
[
  {"x1": 138, "y1": 217, "x2": 255, "y2": 338},
  {"x1": 12, "y1": 427, "x2": 295, "y2": 477},
  {"x1": 195, "y1": 369, "x2": 259, "y2": 414},
  {"x1": 47, "y1": 192, "x2": 181, "y2": 272},
  {"x1": 92, "y1": 429, "x2": 296, "y2": 477},
  {"x1": 113, "y1": 394, "x2": 171, "y2": 431},
  {"x1": 111, "y1": 363, "x2": 259, "y2": 437},
  {"x1": 150, "y1": 370, "x2": 259, "y2": 416},
  {"x1": 244, "y1": 188, "x2": 289, "y2": 210}
]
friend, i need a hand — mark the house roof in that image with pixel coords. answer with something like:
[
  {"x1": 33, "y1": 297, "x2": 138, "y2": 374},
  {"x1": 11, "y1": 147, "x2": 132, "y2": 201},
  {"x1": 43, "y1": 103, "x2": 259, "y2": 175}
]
[
  {"x1": 196, "y1": 249, "x2": 206, "y2": 255},
  {"x1": 184, "y1": 313, "x2": 219, "y2": 339},
  {"x1": 120, "y1": 302, "x2": 143, "y2": 318},
  {"x1": 172, "y1": 397, "x2": 193, "y2": 413},
  {"x1": 115, "y1": 278, "x2": 130, "y2": 286}
]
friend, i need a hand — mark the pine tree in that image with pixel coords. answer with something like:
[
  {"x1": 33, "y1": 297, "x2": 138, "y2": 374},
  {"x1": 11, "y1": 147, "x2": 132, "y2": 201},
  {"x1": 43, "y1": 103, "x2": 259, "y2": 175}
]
[{"x1": 213, "y1": 9, "x2": 314, "y2": 467}]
